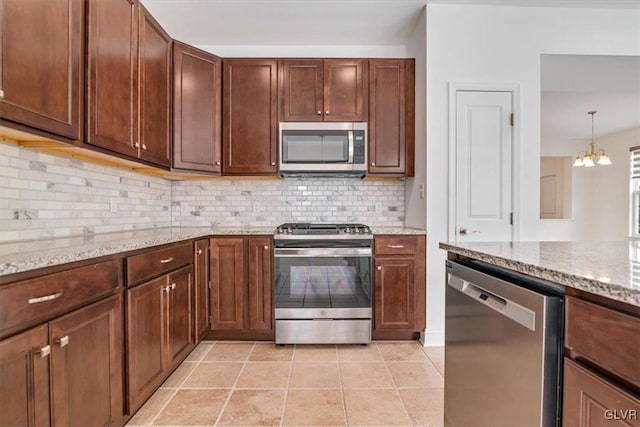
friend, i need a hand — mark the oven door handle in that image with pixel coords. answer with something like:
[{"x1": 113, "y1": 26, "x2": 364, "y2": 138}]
[{"x1": 274, "y1": 247, "x2": 372, "y2": 257}]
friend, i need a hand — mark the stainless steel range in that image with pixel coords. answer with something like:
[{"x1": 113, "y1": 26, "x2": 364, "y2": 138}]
[{"x1": 274, "y1": 223, "x2": 373, "y2": 344}]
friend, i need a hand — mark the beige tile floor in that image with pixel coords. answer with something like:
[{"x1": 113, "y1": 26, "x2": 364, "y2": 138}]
[{"x1": 127, "y1": 341, "x2": 444, "y2": 427}]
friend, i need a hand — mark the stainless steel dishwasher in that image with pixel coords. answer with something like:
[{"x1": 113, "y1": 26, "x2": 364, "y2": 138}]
[{"x1": 445, "y1": 259, "x2": 564, "y2": 427}]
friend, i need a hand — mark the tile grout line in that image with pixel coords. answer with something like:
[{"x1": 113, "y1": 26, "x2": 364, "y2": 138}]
[
  {"x1": 278, "y1": 344, "x2": 296, "y2": 427},
  {"x1": 337, "y1": 344, "x2": 349, "y2": 427},
  {"x1": 144, "y1": 341, "x2": 214, "y2": 427},
  {"x1": 212, "y1": 341, "x2": 255, "y2": 427},
  {"x1": 382, "y1": 343, "x2": 419, "y2": 427}
]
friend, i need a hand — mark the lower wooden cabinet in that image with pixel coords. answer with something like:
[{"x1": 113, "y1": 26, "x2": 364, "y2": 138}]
[
  {"x1": 126, "y1": 265, "x2": 194, "y2": 413},
  {"x1": 563, "y1": 358, "x2": 640, "y2": 426},
  {"x1": 373, "y1": 235, "x2": 426, "y2": 339},
  {"x1": 194, "y1": 239, "x2": 210, "y2": 342},
  {"x1": 0, "y1": 294, "x2": 123, "y2": 427},
  {"x1": 209, "y1": 236, "x2": 273, "y2": 338}
]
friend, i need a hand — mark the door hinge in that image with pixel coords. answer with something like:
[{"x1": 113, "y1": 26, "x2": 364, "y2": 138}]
[
  {"x1": 510, "y1": 113, "x2": 514, "y2": 127},
  {"x1": 510, "y1": 212, "x2": 513, "y2": 225}
]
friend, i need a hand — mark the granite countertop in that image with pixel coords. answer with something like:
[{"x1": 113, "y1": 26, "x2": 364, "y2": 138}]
[
  {"x1": 0, "y1": 226, "x2": 275, "y2": 277},
  {"x1": 0, "y1": 225, "x2": 425, "y2": 278},
  {"x1": 370, "y1": 226, "x2": 426, "y2": 235},
  {"x1": 440, "y1": 241, "x2": 640, "y2": 307}
]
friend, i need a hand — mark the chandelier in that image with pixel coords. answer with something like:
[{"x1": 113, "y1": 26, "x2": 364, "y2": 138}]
[{"x1": 573, "y1": 111, "x2": 612, "y2": 167}]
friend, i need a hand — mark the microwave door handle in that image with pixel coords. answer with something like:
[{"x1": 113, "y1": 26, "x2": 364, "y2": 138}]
[{"x1": 348, "y1": 131, "x2": 354, "y2": 164}]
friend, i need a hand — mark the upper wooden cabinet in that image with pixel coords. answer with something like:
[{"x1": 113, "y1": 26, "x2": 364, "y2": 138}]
[
  {"x1": 173, "y1": 42, "x2": 222, "y2": 173},
  {"x1": 0, "y1": 0, "x2": 84, "y2": 140},
  {"x1": 368, "y1": 59, "x2": 415, "y2": 176},
  {"x1": 281, "y1": 59, "x2": 366, "y2": 122},
  {"x1": 222, "y1": 59, "x2": 279, "y2": 175},
  {"x1": 86, "y1": 0, "x2": 171, "y2": 168},
  {"x1": 137, "y1": 5, "x2": 172, "y2": 167}
]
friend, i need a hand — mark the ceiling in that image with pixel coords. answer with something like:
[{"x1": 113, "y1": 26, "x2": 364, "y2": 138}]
[
  {"x1": 541, "y1": 55, "x2": 640, "y2": 145},
  {"x1": 140, "y1": 0, "x2": 639, "y2": 47}
]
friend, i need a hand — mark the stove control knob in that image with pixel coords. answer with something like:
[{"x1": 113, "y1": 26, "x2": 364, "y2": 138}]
[
  {"x1": 276, "y1": 227, "x2": 283, "y2": 234},
  {"x1": 345, "y1": 228, "x2": 351, "y2": 233},
  {"x1": 286, "y1": 227, "x2": 293, "y2": 234}
]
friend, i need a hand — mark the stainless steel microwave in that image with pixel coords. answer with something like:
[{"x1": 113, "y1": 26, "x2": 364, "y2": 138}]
[{"x1": 279, "y1": 122, "x2": 367, "y2": 177}]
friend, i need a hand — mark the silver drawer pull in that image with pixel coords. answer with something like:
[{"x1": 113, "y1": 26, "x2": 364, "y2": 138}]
[
  {"x1": 57, "y1": 336, "x2": 69, "y2": 348},
  {"x1": 388, "y1": 245, "x2": 405, "y2": 249},
  {"x1": 160, "y1": 257, "x2": 174, "y2": 264},
  {"x1": 377, "y1": 266, "x2": 382, "y2": 271},
  {"x1": 263, "y1": 245, "x2": 269, "y2": 250},
  {"x1": 36, "y1": 345, "x2": 51, "y2": 358},
  {"x1": 29, "y1": 290, "x2": 64, "y2": 304},
  {"x1": 170, "y1": 282, "x2": 177, "y2": 290},
  {"x1": 197, "y1": 249, "x2": 203, "y2": 255}
]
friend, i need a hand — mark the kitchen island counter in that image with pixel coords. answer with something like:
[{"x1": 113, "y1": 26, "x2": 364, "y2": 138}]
[{"x1": 440, "y1": 240, "x2": 640, "y2": 307}]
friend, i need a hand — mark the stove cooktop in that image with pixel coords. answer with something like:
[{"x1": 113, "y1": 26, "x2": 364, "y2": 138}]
[{"x1": 274, "y1": 223, "x2": 372, "y2": 237}]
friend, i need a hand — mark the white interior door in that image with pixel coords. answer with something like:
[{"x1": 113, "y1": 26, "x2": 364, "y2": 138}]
[{"x1": 455, "y1": 91, "x2": 513, "y2": 242}]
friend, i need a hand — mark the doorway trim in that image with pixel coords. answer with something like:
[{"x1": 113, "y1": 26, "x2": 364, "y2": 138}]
[{"x1": 447, "y1": 82, "x2": 522, "y2": 243}]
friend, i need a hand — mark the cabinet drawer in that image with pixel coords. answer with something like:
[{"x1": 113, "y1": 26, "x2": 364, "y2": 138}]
[
  {"x1": 0, "y1": 260, "x2": 120, "y2": 335},
  {"x1": 566, "y1": 297, "x2": 640, "y2": 387},
  {"x1": 375, "y1": 236, "x2": 416, "y2": 255},
  {"x1": 127, "y1": 242, "x2": 192, "y2": 286}
]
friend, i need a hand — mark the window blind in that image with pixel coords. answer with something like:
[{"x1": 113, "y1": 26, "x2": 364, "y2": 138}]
[{"x1": 631, "y1": 146, "x2": 640, "y2": 178}]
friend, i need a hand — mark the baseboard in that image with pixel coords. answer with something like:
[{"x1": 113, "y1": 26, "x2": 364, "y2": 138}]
[{"x1": 420, "y1": 330, "x2": 444, "y2": 346}]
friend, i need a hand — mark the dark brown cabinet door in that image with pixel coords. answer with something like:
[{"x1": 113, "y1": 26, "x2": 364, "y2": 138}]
[
  {"x1": 173, "y1": 42, "x2": 222, "y2": 172},
  {"x1": 247, "y1": 237, "x2": 272, "y2": 332},
  {"x1": 127, "y1": 275, "x2": 166, "y2": 413},
  {"x1": 222, "y1": 59, "x2": 278, "y2": 174},
  {"x1": 86, "y1": 0, "x2": 138, "y2": 158},
  {"x1": 210, "y1": 238, "x2": 245, "y2": 330},
  {"x1": 50, "y1": 295, "x2": 123, "y2": 427},
  {"x1": 374, "y1": 257, "x2": 416, "y2": 330},
  {"x1": 564, "y1": 358, "x2": 640, "y2": 427},
  {"x1": 138, "y1": 5, "x2": 171, "y2": 167},
  {"x1": 194, "y1": 239, "x2": 210, "y2": 341},
  {"x1": 0, "y1": 324, "x2": 50, "y2": 427},
  {"x1": 281, "y1": 60, "x2": 323, "y2": 122},
  {"x1": 368, "y1": 59, "x2": 414, "y2": 176},
  {"x1": 167, "y1": 266, "x2": 194, "y2": 368},
  {"x1": 0, "y1": 0, "x2": 83, "y2": 140},
  {"x1": 323, "y1": 59, "x2": 365, "y2": 122}
]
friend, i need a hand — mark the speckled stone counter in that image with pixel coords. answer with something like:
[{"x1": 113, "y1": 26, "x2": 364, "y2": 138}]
[
  {"x1": 371, "y1": 227, "x2": 426, "y2": 235},
  {"x1": 0, "y1": 226, "x2": 275, "y2": 277},
  {"x1": 440, "y1": 241, "x2": 640, "y2": 307}
]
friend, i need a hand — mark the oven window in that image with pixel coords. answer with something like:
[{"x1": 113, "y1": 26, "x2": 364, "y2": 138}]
[{"x1": 275, "y1": 257, "x2": 371, "y2": 308}]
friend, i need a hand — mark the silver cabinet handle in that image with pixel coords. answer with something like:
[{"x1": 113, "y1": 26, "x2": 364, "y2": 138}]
[
  {"x1": 197, "y1": 249, "x2": 203, "y2": 255},
  {"x1": 163, "y1": 285, "x2": 170, "y2": 293},
  {"x1": 263, "y1": 245, "x2": 269, "y2": 250},
  {"x1": 325, "y1": 110, "x2": 330, "y2": 115},
  {"x1": 170, "y1": 282, "x2": 177, "y2": 290},
  {"x1": 29, "y1": 290, "x2": 63, "y2": 304},
  {"x1": 388, "y1": 245, "x2": 404, "y2": 249},
  {"x1": 371, "y1": 162, "x2": 375, "y2": 166},
  {"x1": 216, "y1": 161, "x2": 221, "y2": 166},
  {"x1": 36, "y1": 345, "x2": 51, "y2": 358},
  {"x1": 459, "y1": 227, "x2": 480, "y2": 235},
  {"x1": 160, "y1": 257, "x2": 174, "y2": 264},
  {"x1": 377, "y1": 266, "x2": 382, "y2": 271},
  {"x1": 142, "y1": 143, "x2": 147, "y2": 150},
  {"x1": 57, "y1": 336, "x2": 69, "y2": 348},
  {"x1": 134, "y1": 141, "x2": 140, "y2": 148},
  {"x1": 271, "y1": 162, "x2": 276, "y2": 166},
  {"x1": 0, "y1": 89, "x2": 4, "y2": 99},
  {"x1": 317, "y1": 110, "x2": 322, "y2": 115}
]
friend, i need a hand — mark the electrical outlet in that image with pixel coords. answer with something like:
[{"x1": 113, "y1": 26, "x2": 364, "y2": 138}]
[{"x1": 419, "y1": 183, "x2": 425, "y2": 199}]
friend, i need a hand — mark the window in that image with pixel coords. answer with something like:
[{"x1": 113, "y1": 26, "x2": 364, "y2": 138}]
[{"x1": 630, "y1": 147, "x2": 640, "y2": 237}]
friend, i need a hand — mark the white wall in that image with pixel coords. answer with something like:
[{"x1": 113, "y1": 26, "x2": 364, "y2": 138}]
[
  {"x1": 405, "y1": 7, "x2": 427, "y2": 230},
  {"x1": 425, "y1": 4, "x2": 640, "y2": 345}
]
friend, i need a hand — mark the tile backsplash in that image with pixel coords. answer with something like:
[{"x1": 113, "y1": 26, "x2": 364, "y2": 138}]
[
  {"x1": 0, "y1": 144, "x2": 405, "y2": 242},
  {"x1": 0, "y1": 144, "x2": 172, "y2": 242},
  {"x1": 171, "y1": 179, "x2": 405, "y2": 229}
]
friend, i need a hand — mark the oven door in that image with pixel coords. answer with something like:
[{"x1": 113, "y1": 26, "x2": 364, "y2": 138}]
[{"x1": 274, "y1": 246, "x2": 372, "y2": 319}]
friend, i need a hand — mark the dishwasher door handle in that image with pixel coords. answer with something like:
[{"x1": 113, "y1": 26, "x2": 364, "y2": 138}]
[{"x1": 447, "y1": 274, "x2": 536, "y2": 331}]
